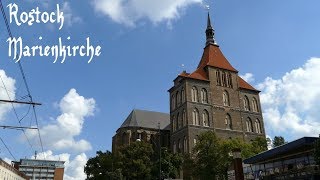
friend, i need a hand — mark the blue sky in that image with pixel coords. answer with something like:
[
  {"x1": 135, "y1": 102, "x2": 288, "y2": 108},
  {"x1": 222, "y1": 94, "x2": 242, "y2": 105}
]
[{"x1": 1, "y1": 0, "x2": 320, "y2": 179}]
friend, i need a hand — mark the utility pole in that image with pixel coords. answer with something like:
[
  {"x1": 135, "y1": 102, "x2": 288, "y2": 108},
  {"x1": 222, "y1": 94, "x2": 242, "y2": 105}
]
[{"x1": 158, "y1": 122, "x2": 161, "y2": 180}]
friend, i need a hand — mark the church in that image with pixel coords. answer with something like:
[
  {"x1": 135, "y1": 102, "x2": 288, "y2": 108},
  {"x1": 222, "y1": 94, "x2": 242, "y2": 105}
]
[{"x1": 112, "y1": 13, "x2": 266, "y2": 153}]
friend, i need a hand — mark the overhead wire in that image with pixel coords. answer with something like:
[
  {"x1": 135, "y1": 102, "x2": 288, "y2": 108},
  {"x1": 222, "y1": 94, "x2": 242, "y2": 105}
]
[{"x1": 0, "y1": 137, "x2": 16, "y2": 161}]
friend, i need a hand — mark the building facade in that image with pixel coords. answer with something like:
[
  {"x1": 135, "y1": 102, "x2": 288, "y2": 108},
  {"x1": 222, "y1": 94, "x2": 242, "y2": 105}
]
[
  {"x1": 112, "y1": 109, "x2": 171, "y2": 152},
  {"x1": 168, "y1": 14, "x2": 266, "y2": 154},
  {"x1": 13, "y1": 159, "x2": 64, "y2": 180},
  {"x1": 0, "y1": 159, "x2": 28, "y2": 180}
]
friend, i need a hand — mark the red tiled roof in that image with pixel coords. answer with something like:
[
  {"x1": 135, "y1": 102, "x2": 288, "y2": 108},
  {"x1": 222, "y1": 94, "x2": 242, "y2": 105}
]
[{"x1": 238, "y1": 76, "x2": 259, "y2": 92}]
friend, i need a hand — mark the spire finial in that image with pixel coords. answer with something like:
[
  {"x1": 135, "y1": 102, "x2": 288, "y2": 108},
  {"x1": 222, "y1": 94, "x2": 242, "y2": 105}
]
[{"x1": 205, "y1": 12, "x2": 217, "y2": 46}]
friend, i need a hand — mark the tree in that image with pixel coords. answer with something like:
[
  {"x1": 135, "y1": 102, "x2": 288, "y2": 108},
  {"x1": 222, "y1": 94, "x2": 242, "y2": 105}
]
[
  {"x1": 84, "y1": 150, "x2": 122, "y2": 180},
  {"x1": 118, "y1": 141, "x2": 154, "y2": 180},
  {"x1": 273, "y1": 136, "x2": 286, "y2": 148},
  {"x1": 251, "y1": 136, "x2": 268, "y2": 154},
  {"x1": 314, "y1": 137, "x2": 320, "y2": 166}
]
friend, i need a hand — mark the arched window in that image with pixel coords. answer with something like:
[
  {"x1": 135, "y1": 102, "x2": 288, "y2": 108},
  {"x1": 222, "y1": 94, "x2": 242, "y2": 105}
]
[
  {"x1": 176, "y1": 91, "x2": 180, "y2": 107},
  {"x1": 243, "y1": 96, "x2": 250, "y2": 111},
  {"x1": 255, "y1": 119, "x2": 262, "y2": 133},
  {"x1": 222, "y1": 72, "x2": 227, "y2": 87},
  {"x1": 176, "y1": 113, "x2": 180, "y2": 129},
  {"x1": 122, "y1": 132, "x2": 128, "y2": 145},
  {"x1": 171, "y1": 95, "x2": 175, "y2": 110},
  {"x1": 181, "y1": 88, "x2": 185, "y2": 103},
  {"x1": 172, "y1": 116, "x2": 176, "y2": 131},
  {"x1": 227, "y1": 73, "x2": 233, "y2": 88},
  {"x1": 246, "y1": 118, "x2": 253, "y2": 132},
  {"x1": 223, "y1": 91, "x2": 230, "y2": 106},
  {"x1": 202, "y1": 110, "x2": 209, "y2": 127},
  {"x1": 191, "y1": 86, "x2": 198, "y2": 102},
  {"x1": 193, "y1": 138, "x2": 197, "y2": 147},
  {"x1": 225, "y1": 114, "x2": 232, "y2": 130},
  {"x1": 173, "y1": 141, "x2": 176, "y2": 154},
  {"x1": 184, "y1": 136, "x2": 187, "y2": 153},
  {"x1": 182, "y1": 110, "x2": 186, "y2": 127},
  {"x1": 252, "y1": 98, "x2": 259, "y2": 112},
  {"x1": 192, "y1": 108, "x2": 199, "y2": 125},
  {"x1": 178, "y1": 139, "x2": 182, "y2": 153},
  {"x1": 201, "y1": 88, "x2": 208, "y2": 103},
  {"x1": 216, "y1": 70, "x2": 221, "y2": 85}
]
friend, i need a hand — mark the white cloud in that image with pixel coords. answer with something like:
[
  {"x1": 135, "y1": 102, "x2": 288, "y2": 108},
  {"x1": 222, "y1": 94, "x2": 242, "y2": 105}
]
[
  {"x1": 61, "y1": 2, "x2": 82, "y2": 27},
  {"x1": 92, "y1": 0, "x2": 202, "y2": 26},
  {"x1": 26, "y1": 88, "x2": 95, "y2": 152},
  {"x1": 258, "y1": 58, "x2": 320, "y2": 139},
  {"x1": 34, "y1": 150, "x2": 87, "y2": 180},
  {"x1": 240, "y1": 73, "x2": 254, "y2": 83},
  {"x1": 0, "y1": 70, "x2": 16, "y2": 121}
]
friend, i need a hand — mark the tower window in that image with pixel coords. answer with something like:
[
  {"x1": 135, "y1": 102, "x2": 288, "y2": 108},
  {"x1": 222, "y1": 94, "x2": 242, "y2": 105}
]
[
  {"x1": 184, "y1": 136, "x2": 188, "y2": 153},
  {"x1": 192, "y1": 108, "x2": 199, "y2": 125},
  {"x1": 216, "y1": 70, "x2": 221, "y2": 85},
  {"x1": 223, "y1": 91, "x2": 230, "y2": 106},
  {"x1": 181, "y1": 88, "x2": 185, "y2": 103},
  {"x1": 222, "y1": 72, "x2": 227, "y2": 87},
  {"x1": 227, "y1": 73, "x2": 233, "y2": 88},
  {"x1": 176, "y1": 91, "x2": 180, "y2": 107},
  {"x1": 171, "y1": 95, "x2": 175, "y2": 110},
  {"x1": 173, "y1": 141, "x2": 176, "y2": 154},
  {"x1": 191, "y1": 86, "x2": 198, "y2": 102},
  {"x1": 255, "y1": 119, "x2": 262, "y2": 134},
  {"x1": 172, "y1": 115, "x2": 176, "y2": 131},
  {"x1": 176, "y1": 113, "x2": 180, "y2": 130},
  {"x1": 243, "y1": 96, "x2": 250, "y2": 111},
  {"x1": 225, "y1": 114, "x2": 232, "y2": 130},
  {"x1": 202, "y1": 110, "x2": 209, "y2": 127},
  {"x1": 252, "y1": 98, "x2": 259, "y2": 112},
  {"x1": 182, "y1": 110, "x2": 186, "y2": 127},
  {"x1": 201, "y1": 88, "x2": 208, "y2": 103},
  {"x1": 246, "y1": 118, "x2": 253, "y2": 132}
]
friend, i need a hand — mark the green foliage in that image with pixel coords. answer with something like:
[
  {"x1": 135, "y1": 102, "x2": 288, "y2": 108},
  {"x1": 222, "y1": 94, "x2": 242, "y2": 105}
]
[
  {"x1": 314, "y1": 137, "x2": 320, "y2": 166},
  {"x1": 273, "y1": 136, "x2": 286, "y2": 148},
  {"x1": 251, "y1": 136, "x2": 268, "y2": 153}
]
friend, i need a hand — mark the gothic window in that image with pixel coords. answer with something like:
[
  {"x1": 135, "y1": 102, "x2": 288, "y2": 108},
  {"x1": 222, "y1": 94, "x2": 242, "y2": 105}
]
[
  {"x1": 173, "y1": 141, "x2": 176, "y2": 154},
  {"x1": 171, "y1": 95, "x2": 175, "y2": 110},
  {"x1": 182, "y1": 110, "x2": 186, "y2": 127},
  {"x1": 201, "y1": 88, "x2": 208, "y2": 103},
  {"x1": 227, "y1": 73, "x2": 233, "y2": 88},
  {"x1": 222, "y1": 72, "x2": 227, "y2": 87},
  {"x1": 225, "y1": 114, "x2": 232, "y2": 130},
  {"x1": 184, "y1": 136, "x2": 187, "y2": 152},
  {"x1": 176, "y1": 91, "x2": 180, "y2": 107},
  {"x1": 192, "y1": 108, "x2": 200, "y2": 125},
  {"x1": 223, "y1": 91, "x2": 230, "y2": 106},
  {"x1": 181, "y1": 88, "x2": 185, "y2": 103},
  {"x1": 202, "y1": 110, "x2": 209, "y2": 127},
  {"x1": 193, "y1": 138, "x2": 197, "y2": 147},
  {"x1": 216, "y1": 70, "x2": 221, "y2": 85},
  {"x1": 255, "y1": 119, "x2": 262, "y2": 134},
  {"x1": 176, "y1": 113, "x2": 180, "y2": 129},
  {"x1": 252, "y1": 98, "x2": 259, "y2": 112},
  {"x1": 178, "y1": 139, "x2": 182, "y2": 153},
  {"x1": 172, "y1": 116, "x2": 176, "y2": 131},
  {"x1": 246, "y1": 118, "x2": 253, "y2": 132},
  {"x1": 243, "y1": 96, "x2": 250, "y2": 111},
  {"x1": 191, "y1": 86, "x2": 198, "y2": 102}
]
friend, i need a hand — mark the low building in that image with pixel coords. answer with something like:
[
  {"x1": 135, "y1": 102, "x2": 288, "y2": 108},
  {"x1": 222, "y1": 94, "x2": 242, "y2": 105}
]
[
  {"x1": 243, "y1": 137, "x2": 320, "y2": 180},
  {"x1": 0, "y1": 158, "x2": 28, "y2": 180},
  {"x1": 112, "y1": 109, "x2": 171, "y2": 152},
  {"x1": 13, "y1": 159, "x2": 65, "y2": 180}
]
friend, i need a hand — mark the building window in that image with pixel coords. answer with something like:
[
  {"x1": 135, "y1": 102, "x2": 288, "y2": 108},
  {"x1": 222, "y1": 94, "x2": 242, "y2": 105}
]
[
  {"x1": 227, "y1": 72, "x2": 233, "y2": 88},
  {"x1": 171, "y1": 95, "x2": 175, "y2": 110},
  {"x1": 216, "y1": 70, "x2": 221, "y2": 85},
  {"x1": 192, "y1": 108, "x2": 199, "y2": 125},
  {"x1": 222, "y1": 71, "x2": 227, "y2": 87},
  {"x1": 193, "y1": 138, "x2": 197, "y2": 147},
  {"x1": 173, "y1": 141, "x2": 176, "y2": 154},
  {"x1": 223, "y1": 91, "x2": 230, "y2": 106},
  {"x1": 243, "y1": 96, "x2": 250, "y2": 111},
  {"x1": 184, "y1": 136, "x2": 187, "y2": 153},
  {"x1": 176, "y1": 113, "x2": 180, "y2": 129},
  {"x1": 181, "y1": 88, "x2": 185, "y2": 103},
  {"x1": 225, "y1": 114, "x2": 232, "y2": 130},
  {"x1": 191, "y1": 86, "x2": 198, "y2": 102},
  {"x1": 255, "y1": 119, "x2": 262, "y2": 133},
  {"x1": 178, "y1": 139, "x2": 182, "y2": 153},
  {"x1": 176, "y1": 91, "x2": 180, "y2": 107},
  {"x1": 252, "y1": 98, "x2": 259, "y2": 112},
  {"x1": 201, "y1": 88, "x2": 208, "y2": 103},
  {"x1": 183, "y1": 110, "x2": 186, "y2": 126},
  {"x1": 172, "y1": 116, "x2": 176, "y2": 131},
  {"x1": 202, "y1": 110, "x2": 209, "y2": 127},
  {"x1": 246, "y1": 118, "x2": 253, "y2": 132}
]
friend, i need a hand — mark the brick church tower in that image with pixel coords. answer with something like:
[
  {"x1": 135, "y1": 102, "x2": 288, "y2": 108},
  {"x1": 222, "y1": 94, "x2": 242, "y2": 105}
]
[{"x1": 168, "y1": 13, "x2": 265, "y2": 154}]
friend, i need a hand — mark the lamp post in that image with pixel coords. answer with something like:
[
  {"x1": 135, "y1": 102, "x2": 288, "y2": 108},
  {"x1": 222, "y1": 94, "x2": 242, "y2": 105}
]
[{"x1": 232, "y1": 148, "x2": 244, "y2": 180}]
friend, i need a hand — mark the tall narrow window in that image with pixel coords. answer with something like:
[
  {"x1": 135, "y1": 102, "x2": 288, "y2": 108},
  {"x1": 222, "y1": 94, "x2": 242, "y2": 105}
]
[
  {"x1": 173, "y1": 141, "x2": 176, "y2": 154},
  {"x1": 176, "y1": 91, "x2": 180, "y2": 107},
  {"x1": 184, "y1": 137, "x2": 187, "y2": 153},
  {"x1": 176, "y1": 113, "x2": 180, "y2": 129},
  {"x1": 178, "y1": 139, "x2": 181, "y2": 153},
  {"x1": 222, "y1": 72, "x2": 227, "y2": 87},
  {"x1": 182, "y1": 110, "x2": 186, "y2": 127},
  {"x1": 246, "y1": 118, "x2": 253, "y2": 132},
  {"x1": 172, "y1": 116, "x2": 176, "y2": 131},
  {"x1": 191, "y1": 87, "x2": 198, "y2": 102},
  {"x1": 192, "y1": 108, "x2": 199, "y2": 125},
  {"x1": 216, "y1": 70, "x2": 221, "y2": 85},
  {"x1": 227, "y1": 73, "x2": 233, "y2": 88},
  {"x1": 202, "y1": 110, "x2": 209, "y2": 127},
  {"x1": 193, "y1": 138, "x2": 197, "y2": 147},
  {"x1": 181, "y1": 88, "x2": 185, "y2": 103},
  {"x1": 255, "y1": 119, "x2": 261, "y2": 133},
  {"x1": 171, "y1": 95, "x2": 175, "y2": 110},
  {"x1": 243, "y1": 96, "x2": 250, "y2": 111},
  {"x1": 223, "y1": 91, "x2": 230, "y2": 106},
  {"x1": 225, "y1": 114, "x2": 232, "y2": 130},
  {"x1": 201, "y1": 88, "x2": 208, "y2": 103},
  {"x1": 252, "y1": 98, "x2": 259, "y2": 112}
]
